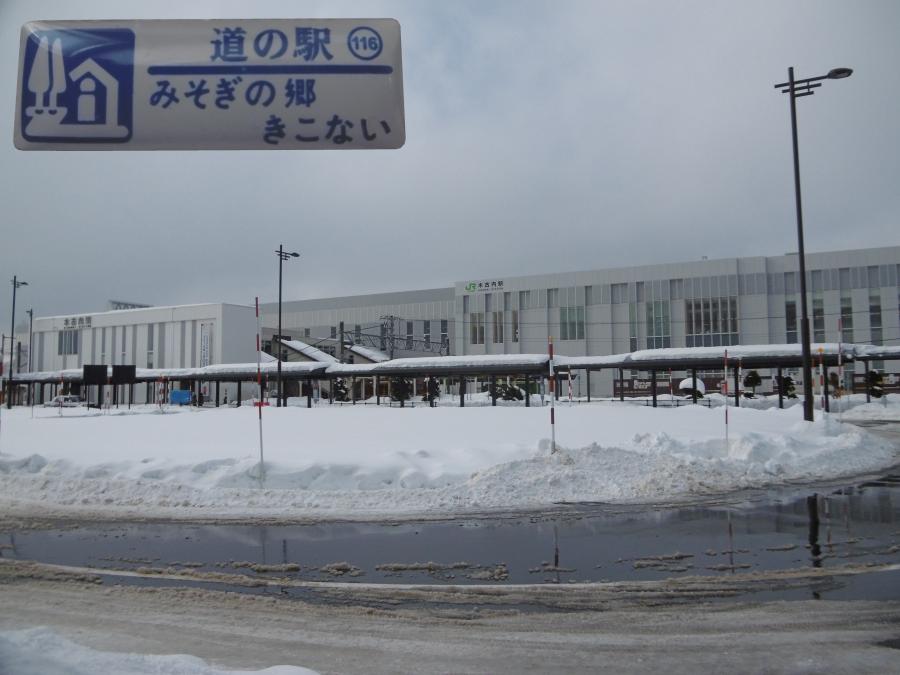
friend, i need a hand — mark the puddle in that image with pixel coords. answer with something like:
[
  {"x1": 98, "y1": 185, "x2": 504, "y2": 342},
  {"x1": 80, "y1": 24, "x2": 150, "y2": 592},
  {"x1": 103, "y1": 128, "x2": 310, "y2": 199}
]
[{"x1": 2, "y1": 474, "x2": 898, "y2": 602}]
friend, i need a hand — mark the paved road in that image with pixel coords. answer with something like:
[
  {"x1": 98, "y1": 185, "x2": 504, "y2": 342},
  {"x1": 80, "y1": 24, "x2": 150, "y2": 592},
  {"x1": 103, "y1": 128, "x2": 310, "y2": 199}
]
[{"x1": 2, "y1": 560, "x2": 899, "y2": 674}]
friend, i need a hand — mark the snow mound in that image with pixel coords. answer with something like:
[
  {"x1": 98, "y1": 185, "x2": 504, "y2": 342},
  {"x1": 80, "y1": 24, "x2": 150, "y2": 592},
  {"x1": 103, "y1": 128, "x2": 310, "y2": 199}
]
[
  {"x1": 0, "y1": 404, "x2": 895, "y2": 520},
  {"x1": 0, "y1": 627, "x2": 318, "y2": 675}
]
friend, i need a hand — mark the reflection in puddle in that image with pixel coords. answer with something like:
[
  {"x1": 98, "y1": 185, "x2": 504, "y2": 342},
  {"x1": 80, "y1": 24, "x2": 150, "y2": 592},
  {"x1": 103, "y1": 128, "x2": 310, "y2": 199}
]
[{"x1": 3, "y1": 474, "x2": 898, "y2": 601}]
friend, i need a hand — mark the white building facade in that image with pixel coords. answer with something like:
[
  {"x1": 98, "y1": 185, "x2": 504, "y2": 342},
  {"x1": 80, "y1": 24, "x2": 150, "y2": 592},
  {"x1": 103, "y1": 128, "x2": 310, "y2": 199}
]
[
  {"x1": 263, "y1": 246, "x2": 900, "y2": 396},
  {"x1": 29, "y1": 303, "x2": 256, "y2": 400}
]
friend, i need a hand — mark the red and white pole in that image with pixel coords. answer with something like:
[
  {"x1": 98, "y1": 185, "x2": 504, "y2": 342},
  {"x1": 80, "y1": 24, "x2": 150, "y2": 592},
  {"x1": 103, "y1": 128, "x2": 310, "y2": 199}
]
[
  {"x1": 837, "y1": 318, "x2": 844, "y2": 417},
  {"x1": 724, "y1": 349, "x2": 729, "y2": 448},
  {"x1": 549, "y1": 336, "x2": 557, "y2": 454},
  {"x1": 818, "y1": 347, "x2": 825, "y2": 414},
  {"x1": 255, "y1": 297, "x2": 265, "y2": 481},
  {"x1": 567, "y1": 368, "x2": 573, "y2": 402}
]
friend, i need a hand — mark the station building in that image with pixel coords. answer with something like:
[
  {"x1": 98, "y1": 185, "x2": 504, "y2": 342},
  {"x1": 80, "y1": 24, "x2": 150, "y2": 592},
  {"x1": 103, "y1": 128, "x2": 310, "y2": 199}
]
[
  {"x1": 261, "y1": 245, "x2": 900, "y2": 396},
  {"x1": 16, "y1": 245, "x2": 900, "y2": 402},
  {"x1": 26, "y1": 303, "x2": 256, "y2": 402}
]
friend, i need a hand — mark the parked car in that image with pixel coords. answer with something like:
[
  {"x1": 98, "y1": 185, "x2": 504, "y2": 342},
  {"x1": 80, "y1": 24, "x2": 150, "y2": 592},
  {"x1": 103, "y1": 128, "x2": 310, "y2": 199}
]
[{"x1": 43, "y1": 394, "x2": 83, "y2": 407}]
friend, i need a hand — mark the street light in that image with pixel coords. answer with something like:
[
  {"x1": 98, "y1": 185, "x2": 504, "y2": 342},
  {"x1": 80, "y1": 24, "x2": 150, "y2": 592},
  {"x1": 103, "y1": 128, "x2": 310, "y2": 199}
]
[
  {"x1": 774, "y1": 66, "x2": 852, "y2": 422},
  {"x1": 7, "y1": 276, "x2": 28, "y2": 408},
  {"x1": 275, "y1": 246, "x2": 300, "y2": 408},
  {"x1": 26, "y1": 308, "x2": 33, "y2": 406}
]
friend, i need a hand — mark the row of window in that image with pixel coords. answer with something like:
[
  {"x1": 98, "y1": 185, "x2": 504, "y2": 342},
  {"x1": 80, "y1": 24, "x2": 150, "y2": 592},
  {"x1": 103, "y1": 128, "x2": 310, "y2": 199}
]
[
  {"x1": 786, "y1": 288, "x2": 889, "y2": 344},
  {"x1": 467, "y1": 264, "x2": 899, "y2": 315}
]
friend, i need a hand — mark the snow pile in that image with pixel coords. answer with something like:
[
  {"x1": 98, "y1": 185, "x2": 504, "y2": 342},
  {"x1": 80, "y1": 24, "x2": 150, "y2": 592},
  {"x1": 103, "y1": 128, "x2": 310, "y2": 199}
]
[
  {"x1": 0, "y1": 627, "x2": 318, "y2": 675},
  {"x1": 0, "y1": 402, "x2": 896, "y2": 520}
]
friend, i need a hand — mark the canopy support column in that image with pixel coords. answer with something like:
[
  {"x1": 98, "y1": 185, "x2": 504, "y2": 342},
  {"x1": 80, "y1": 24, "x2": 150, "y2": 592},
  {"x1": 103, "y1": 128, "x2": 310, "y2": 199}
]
[
  {"x1": 651, "y1": 370, "x2": 657, "y2": 408},
  {"x1": 777, "y1": 367, "x2": 784, "y2": 409}
]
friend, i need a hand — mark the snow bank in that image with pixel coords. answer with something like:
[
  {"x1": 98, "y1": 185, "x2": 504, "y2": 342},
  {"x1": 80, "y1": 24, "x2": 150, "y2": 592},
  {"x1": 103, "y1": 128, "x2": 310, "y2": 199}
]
[
  {"x1": 0, "y1": 401, "x2": 896, "y2": 521},
  {"x1": 0, "y1": 627, "x2": 317, "y2": 675}
]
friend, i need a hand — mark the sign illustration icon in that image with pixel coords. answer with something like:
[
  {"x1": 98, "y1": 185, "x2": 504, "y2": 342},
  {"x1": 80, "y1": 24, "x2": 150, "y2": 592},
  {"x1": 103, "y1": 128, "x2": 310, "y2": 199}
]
[{"x1": 21, "y1": 28, "x2": 134, "y2": 143}]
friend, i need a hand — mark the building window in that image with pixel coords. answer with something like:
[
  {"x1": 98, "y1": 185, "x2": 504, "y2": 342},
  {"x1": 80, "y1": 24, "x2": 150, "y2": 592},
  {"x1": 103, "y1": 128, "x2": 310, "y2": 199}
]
[
  {"x1": 645, "y1": 300, "x2": 671, "y2": 349},
  {"x1": 629, "y1": 303, "x2": 638, "y2": 352},
  {"x1": 785, "y1": 300, "x2": 797, "y2": 343},
  {"x1": 869, "y1": 288, "x2": 882, "y2": 345},
  {"x1": 304, "y1": 328, "x2": 311, "y2": 338},
  {"x1": 685, "y1": 297, "x2": 738, "y2": 347},
  {"x1": 559, "y1": 307, "x2": 584, "y2": 341},
  {"x1": 423, "y1": 320, "x2": 431, "y2": 346},
  {"x1": 547, "y1": 288, "x2": 559, "y2": 308},
  {"x1": 812, "y1": 293, "x2": 825, "y2": 342},
  {"x1": 840, "y1": 296, "x2": 853, "y2": 343},
  {"x1": 511, "y1": 310, "x2": 519, "y2": 343},
  {"x1": 611, "y1": 283, "x2": 627, "y2": 304},
  {"x1": 492, "y1": 311, "x2": 504, "y2": 343},
  {"x1": 441, "y1": 319, "x2": 449, "y2": 346},
  {"x1": 58, "y1": 329, "x2": 79, "y2": 355},
  {"x1": 406, "y1": 321, "x2": 414, "y2": 349},
  {"x1": 330, "y1": 326, "x2": 337, "y2": 339},
  {"x1": 469, "y1": 313, "x2": 485, "y2": 344}
]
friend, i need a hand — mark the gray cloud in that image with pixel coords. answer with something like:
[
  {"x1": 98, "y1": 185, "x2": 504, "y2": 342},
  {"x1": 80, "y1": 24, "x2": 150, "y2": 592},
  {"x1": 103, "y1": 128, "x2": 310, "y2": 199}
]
[{"x1": 1, "y1": 0, "x2": 898, "y2": 331}]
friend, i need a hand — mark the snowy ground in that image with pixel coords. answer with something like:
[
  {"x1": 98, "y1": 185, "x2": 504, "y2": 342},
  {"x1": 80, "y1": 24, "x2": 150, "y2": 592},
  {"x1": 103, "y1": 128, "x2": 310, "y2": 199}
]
[
  {"x1": 0, "y1": 627, "x2": 317, "y2": 675},
  {"x1": 2, "y1": 568, "x2": 900, "y2": 675},
  {"x1": 0, "y1": 396, "x2": 897, "y2": 521}
]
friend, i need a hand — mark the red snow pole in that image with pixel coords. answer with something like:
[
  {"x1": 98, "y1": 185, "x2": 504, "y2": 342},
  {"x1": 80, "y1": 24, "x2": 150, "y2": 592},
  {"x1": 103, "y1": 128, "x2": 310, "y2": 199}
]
[
  {"x1": 549, "y1": 336, "x2": 557, "y2": 454},
  {"x1": 255, "y1": 297, "x2": 265, "y2": 481},
  {"x1": 724, "y1": 349, "x2": 729, "y2": 448}
]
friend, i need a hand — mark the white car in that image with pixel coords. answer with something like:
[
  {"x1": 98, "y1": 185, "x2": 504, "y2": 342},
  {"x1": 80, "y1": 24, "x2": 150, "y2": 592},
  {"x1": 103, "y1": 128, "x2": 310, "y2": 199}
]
[{"x1": 43, "y1": 394, "x2": 83, "y2": 408}]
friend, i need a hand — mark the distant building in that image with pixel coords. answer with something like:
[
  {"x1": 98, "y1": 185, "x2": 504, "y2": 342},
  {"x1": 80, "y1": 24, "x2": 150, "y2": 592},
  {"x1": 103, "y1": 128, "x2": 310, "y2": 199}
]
[
  {"x1": 260, "y1": 245, "x2": 900, "y2": 395},
  {"x1": 29, "y1": 303, "x2": 256, "y2": 402}
]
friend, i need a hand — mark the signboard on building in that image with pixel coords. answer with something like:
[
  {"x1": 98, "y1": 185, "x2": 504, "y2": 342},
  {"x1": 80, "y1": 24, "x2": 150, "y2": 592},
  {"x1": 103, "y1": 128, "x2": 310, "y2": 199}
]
[
  {"x1": 200, "y1": 323, "x2": 210, "y2": 367},
  {"x1": 15, "y1": 19, "x2": 404, "y2": 150},
  {"x1": 464, "y1": 280, "x2": 505, "y2": 292}
]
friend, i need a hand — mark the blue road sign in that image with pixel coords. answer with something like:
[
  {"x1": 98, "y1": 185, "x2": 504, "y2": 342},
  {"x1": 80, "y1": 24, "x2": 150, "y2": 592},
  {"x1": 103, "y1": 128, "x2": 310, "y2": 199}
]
[
  {"x1": 20, "y1": 28, "x2": 134, "y2": 143},
  {"x1": 15, "y1": 19, "x2": 405, "y2": 151}
]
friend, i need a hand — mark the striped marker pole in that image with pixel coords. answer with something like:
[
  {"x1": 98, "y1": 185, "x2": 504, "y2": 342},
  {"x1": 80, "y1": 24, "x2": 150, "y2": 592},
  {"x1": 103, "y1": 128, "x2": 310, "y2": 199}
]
[
  {"x1": 549, "y1": 336, "x2": 557, "y2": 454},
  {"x1": 567, "y1": 368, "x2": 573, "y2": 402},
  {"x1": 724, "y1": 349, "x2": 729, "y2": 449},
  {"x1": 255, "y1": 297, "x2": 265, "y2": 483},
  {"x1": 818, "y1": 347, "x2": 825, "y2": 414},
  {"x1": 838, "y1": 318, "x2": 844, "y2": 420}
]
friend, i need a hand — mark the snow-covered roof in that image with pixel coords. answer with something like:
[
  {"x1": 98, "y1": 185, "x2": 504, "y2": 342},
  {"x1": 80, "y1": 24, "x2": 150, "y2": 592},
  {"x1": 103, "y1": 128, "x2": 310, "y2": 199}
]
[
  {"x1": 12, "y1": 343, "x2": 897, "y2": 384},
  {"x1": 556, "y1": 343, "x2": 862, "y2": 369},
  {"x1": 347, "y1": 344, "x2": 389, "y2": 363},
  {"x1": 278, "y1": 339, "x2": 340, "y2": 363}
]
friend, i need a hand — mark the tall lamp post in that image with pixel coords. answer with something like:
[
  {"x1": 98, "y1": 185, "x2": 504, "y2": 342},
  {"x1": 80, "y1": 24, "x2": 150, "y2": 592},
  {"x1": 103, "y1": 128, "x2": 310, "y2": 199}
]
[
  {"x1": 8, "y1": 276, "x2": 28, "y2": 408},
  {"x1": 26, "y1": 308, "x2": 33, "y2": 406},
  {"x1": 774, "y1": 66, "x2": 852, "y2": 422},
  {"x1": 275, "y1": 246, "x2": 300, "y2": 408}
]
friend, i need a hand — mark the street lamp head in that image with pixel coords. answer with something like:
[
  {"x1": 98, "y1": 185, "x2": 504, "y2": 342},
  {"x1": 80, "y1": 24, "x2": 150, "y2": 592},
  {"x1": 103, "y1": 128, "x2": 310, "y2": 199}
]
[
  {"x1": 827, "y1": 67, "x2": 853, "y2": 79},
  {"x1": 290, "y1": 252, "x2": 300, "y2": 258}
]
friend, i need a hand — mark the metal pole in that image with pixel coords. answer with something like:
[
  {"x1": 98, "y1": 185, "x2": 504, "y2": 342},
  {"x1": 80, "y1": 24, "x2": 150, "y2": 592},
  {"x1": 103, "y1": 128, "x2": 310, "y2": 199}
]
[
  {"x1": 255, "y1": 297, "x2": 264, "y2": 481},
  {"x1": 788, "y1": 67, "x2": 815, "y2": 422},
  {"x1": 548, "y1": 337, "x2": 556, "y2": 454},
  {"x1": 277, "y1": 245, "x2": 283, "y2": 408},
  {"x1": 777, "y1": 366, "x2": 784, "y2": 409},
  {"x1": 7, "y1": 277, "x2": 18, "y2": 409},
  {"x1": 27, "y1": 309, "x2": 33, "y2": 407}
]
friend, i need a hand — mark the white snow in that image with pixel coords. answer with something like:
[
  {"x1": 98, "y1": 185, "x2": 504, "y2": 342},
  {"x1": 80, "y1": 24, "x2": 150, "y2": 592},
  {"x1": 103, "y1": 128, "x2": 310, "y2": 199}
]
[
  {"x1": 0, "y1": 396, "x2": 896, "y2": 521},
  {"x1": 0, "y1": 627, "x2": 318, "y2": 675},
  {"x1": 279, "y1": 339, "x2": 340, "y2": 363},
  {"x1": 346, "y1": 344, "x2": 389, "y2": 363}
]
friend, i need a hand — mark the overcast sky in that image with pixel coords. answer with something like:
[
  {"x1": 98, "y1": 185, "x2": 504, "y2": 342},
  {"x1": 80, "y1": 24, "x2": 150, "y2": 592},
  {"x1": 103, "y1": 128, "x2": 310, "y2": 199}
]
[{"x1": 1, "y1": 0, "x2": 898, "y2": 331}]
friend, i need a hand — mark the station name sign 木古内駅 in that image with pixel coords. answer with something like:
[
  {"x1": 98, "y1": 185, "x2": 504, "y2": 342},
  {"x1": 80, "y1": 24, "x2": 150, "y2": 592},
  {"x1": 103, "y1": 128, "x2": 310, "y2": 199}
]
[
  {"x1": 15, "y1": 19, "x2": 404, "y2": 150},
  {"x1": 465, "y1": 280, "x2": 505, "y2": 292}
]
